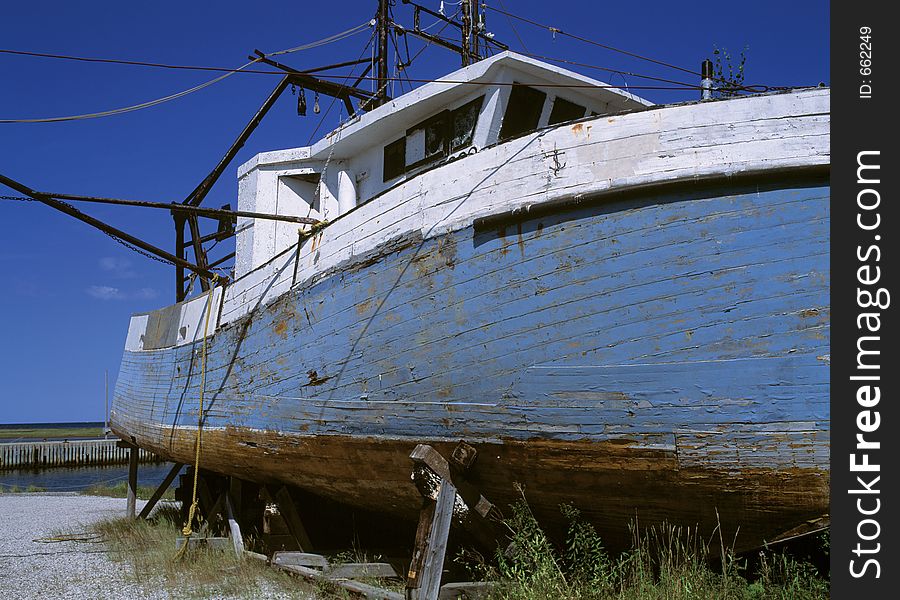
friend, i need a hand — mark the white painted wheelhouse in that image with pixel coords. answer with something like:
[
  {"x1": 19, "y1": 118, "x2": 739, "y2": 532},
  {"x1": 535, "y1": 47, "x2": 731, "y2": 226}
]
[{"x1": 234, "y1": 52, "x2": 651, "y2": 277}]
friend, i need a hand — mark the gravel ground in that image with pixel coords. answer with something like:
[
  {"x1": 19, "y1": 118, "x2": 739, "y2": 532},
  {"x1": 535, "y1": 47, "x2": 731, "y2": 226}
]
[
  {"x1": 0, "y1": 493, "x2": 165, "y2": 600},
  {"x1": 0, "y1": 493, "x2": 313, "y2": 600}
]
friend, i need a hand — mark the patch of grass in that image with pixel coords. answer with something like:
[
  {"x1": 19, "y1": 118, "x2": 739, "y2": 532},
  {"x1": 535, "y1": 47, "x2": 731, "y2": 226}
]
[
  {"x1": 93, "y1": 505, "x2": 315, "y2": 599},
  {"x1": 458, "y1": 489, "x2": 829, "y2": 600},
  {"x1": 80, "y1": 480, "x2": 175, "y2": 501},
  {"x1": 0, "y1": 426, "x2": 104, "y2": 440},
  {"x1": 0, "y1": 484, "x2": 46, "y2": 493}
]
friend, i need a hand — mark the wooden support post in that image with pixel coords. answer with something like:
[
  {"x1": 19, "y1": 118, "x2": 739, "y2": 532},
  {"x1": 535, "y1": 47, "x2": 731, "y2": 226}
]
[
  {"x1": 126, "y1": 443, "x2": 139, "y2": 519},
  {"x1": 406, "y1": 443, "x2": 506, "y2": 600},
  {"x1": 229, "y1": 476, "x2": 242, "y2": 521},
  {"x1": 138, "y1": 462, "x2": 184, "y2": 519},
  {"x1": 407, "y1": 480, "x2": 456, "y2": 600},
  {"x1": 224, "y1": 491, "x2": 244, "y2": 558},
  {"x1": 275, "y1": 486, "x2": 314, "y2": 552}
]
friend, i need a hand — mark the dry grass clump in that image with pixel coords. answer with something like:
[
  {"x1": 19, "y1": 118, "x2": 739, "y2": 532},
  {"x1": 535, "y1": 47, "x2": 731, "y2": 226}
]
[
  {"x1": 94, "y1": 505, "x2": 314, "y2": 599},
  {"x1": 80, "y1": 480, "x2": 175, "y2": 501},
  {"x1": 458, "y1": 492, "x2": 829, "y2": 600},
  {"x1": 0, "y1": 484, "x2": 45, "y2": 493}
]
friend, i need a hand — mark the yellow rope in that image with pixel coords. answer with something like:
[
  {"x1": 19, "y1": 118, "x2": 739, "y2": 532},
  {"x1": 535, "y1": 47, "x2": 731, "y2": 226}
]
[{"x1": 175, "y1": 276, "x2": 219, "y2": 560}]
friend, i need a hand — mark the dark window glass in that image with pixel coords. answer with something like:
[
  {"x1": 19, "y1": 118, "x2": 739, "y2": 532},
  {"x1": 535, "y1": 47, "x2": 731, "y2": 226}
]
[
  {"x1": 450, "y1": 96, "x2": 484, "y2": 150},
  {"x1": 383, "y1": 137, "x2": 406, "y2": 182},
  {"x1": 499, "y1": 85, "x2": 547, "y2": 141},
  {"x1": 548, "y1": 97, "x2": 586, "y2": 125},
  {"x1": 424, "y1": 115, "x2": 447, "y2": 159}
]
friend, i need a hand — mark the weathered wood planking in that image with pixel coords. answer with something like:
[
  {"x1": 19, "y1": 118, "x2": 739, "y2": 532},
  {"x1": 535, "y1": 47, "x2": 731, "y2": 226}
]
[
  {"x1": 0, "y1": 439, "x2": 159, "y2": 470},
  {"x1": 111, "y1": 88, "x2": 830, "y2": 551},
  {"x1": 209, "y1": 88, "x2": 828, "y2": 327}
]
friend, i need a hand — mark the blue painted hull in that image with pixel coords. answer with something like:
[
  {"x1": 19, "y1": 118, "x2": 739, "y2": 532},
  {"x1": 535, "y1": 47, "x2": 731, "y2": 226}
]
[{"x1": 112, "y1": 176, "x2": 829, "y2": 550}]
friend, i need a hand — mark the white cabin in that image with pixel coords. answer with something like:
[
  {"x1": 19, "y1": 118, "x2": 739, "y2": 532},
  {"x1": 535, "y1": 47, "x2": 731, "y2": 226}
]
[{"x1": 234, "y1": 52, "x2": 652, "y2": 277}]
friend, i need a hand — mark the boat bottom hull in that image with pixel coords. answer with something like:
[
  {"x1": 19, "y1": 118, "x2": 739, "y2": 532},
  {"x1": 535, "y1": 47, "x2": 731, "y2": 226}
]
[{"x1": 120, "y1": 424, "x2": 828, "y2": 553}]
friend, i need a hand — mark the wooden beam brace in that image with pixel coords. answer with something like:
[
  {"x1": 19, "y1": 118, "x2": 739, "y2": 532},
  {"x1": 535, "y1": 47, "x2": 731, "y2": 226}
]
[
  {"x1": 274, "y1": 486, "x2": 314, "y2": 552},
  {"x1": 126, "y1": 444, "x2": 139, "y2": 519},
  {"x1": 138, "y1": 462, "x2": 184, "y2": 519},
  {"x1": 407, "y1": 480, "x2": 456, "y2": 600},
  {"x1": 224, "y1": 491, "x2": 244, "y2": 558},
  {"x1": 410, "y1": 444, "x2": 505, "y2": 558}
]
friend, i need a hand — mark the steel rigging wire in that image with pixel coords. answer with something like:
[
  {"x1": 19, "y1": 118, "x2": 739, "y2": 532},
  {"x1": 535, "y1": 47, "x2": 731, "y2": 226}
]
[{"x1": 0, "y1": 22, "x2": 373, "y2": 124}]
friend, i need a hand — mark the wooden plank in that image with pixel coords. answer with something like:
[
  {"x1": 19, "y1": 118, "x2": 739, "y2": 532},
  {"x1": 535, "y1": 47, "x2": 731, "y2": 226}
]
[
  {"x1": 407, "y1": 499, "x2": 436, "y2": 589},
  {"x1": 272, "y1": 552, "x2": 330, "y2": 569},
  {"x1": 126, "y1": 444, "x2": 139, "y2": 519},
  {"x1": 243, "y1": 549, "x2": 268, "y2": 562},
  {"x1": 410, "y1": 445, "x2": 503, "y2": 552},
  {"x1": 275, "y1": 486, "x2": 313, "y2": 551},
  {"x1": 324, "y1": 562, "x2": 398, "y2": 580},
  {"x1": 229, "y1": 476, "x2": 242, "y2": 521},
  {"x1": 410, "y1": 480, "x2": 456, "y2": 600},
  {"x1": 224, "y1": 491, "x2": 244, "y2": 558},
  {"x1": 138, "y1": 462, "x2": 184, "y2": 519},
  {"x1": 275, "y1": 563, "x2": 404, "y2": 600}
]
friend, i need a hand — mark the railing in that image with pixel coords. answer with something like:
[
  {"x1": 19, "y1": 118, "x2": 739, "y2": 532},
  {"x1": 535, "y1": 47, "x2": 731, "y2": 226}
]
[{"x1": 0, "y1": 439, "x2": 160, "y2": 470}]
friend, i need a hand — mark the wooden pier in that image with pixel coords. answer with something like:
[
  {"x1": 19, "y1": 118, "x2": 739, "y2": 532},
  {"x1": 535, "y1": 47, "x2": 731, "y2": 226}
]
[{"x1": 0, "y1": 439, "x2": 160, "y2": 470}]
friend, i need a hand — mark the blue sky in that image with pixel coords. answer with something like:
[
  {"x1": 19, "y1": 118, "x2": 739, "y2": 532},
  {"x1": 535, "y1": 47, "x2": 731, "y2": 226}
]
[{"x1": 0, "y1": 1, "x2": 829, "y2": 424}]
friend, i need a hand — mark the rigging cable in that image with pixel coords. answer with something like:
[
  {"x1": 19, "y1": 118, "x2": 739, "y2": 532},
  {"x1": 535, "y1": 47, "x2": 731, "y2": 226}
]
[
  {"x1": 481, "y1": 3, "x2": 701, "y2": 77},
  {"x1": 496, "y1": 0, "x2": 530, "y2": 53},
  {"x1": 0, "y1": 193, "x2": 177, "y2": 265},
  {"x1": 0, "y1": 22, "x2": 373, "y2": 124}
]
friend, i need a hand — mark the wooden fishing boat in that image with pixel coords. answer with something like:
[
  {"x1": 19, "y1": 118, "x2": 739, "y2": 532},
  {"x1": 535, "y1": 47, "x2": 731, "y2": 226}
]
[{"x1": 111, "y1": 50, "x2": 829, "y2": 552}]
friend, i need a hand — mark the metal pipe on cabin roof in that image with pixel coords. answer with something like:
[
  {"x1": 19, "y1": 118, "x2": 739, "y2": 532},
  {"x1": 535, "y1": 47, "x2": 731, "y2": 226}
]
[{"x1": 701, "y1": 59, "x2": 714, "y2": 100}]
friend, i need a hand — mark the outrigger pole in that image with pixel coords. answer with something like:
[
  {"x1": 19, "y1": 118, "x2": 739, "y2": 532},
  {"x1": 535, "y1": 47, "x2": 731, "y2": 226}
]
[{"x1": 0, "y1": 172, "x2": 217, "y2": 280}]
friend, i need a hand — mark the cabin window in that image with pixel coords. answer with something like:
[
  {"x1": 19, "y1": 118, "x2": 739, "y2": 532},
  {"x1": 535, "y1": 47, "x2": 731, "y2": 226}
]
[
  {"x1": 403, "y1": 96, "x2": 485, "y2": 171},
  {"x1": 450, "y1": 96, "x2": 484, "y2": 150},
  {"x1": 548, "y1": 97, "x2": 586, "y2": 125},
  {"x1": 423, "y1": 113, "x2": 448, "y2": 161},
  {"x1": 383, "y1": 137, "x2": 406, "y2": 182},
  {"x1": 499, "y1": 84, "x2": 547, "y2": 141}
]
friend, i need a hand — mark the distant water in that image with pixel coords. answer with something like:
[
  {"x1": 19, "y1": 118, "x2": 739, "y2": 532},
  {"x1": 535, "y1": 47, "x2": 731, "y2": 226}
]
[
  {"x1": 0, "y1": 421, "x2": 105, "y2": 430},
  {"x1": 0, "y1": 462, "x2": 181, "y2": 492}
]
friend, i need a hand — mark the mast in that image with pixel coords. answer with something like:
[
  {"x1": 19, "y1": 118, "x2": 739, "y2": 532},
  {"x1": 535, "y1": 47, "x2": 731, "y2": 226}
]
[
  {"x1": 376, "y1": 0, "x2": 390, "y2": 106},
  {"x1": 461, "y1": 0, "x2": 471, "y2": 66}
]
